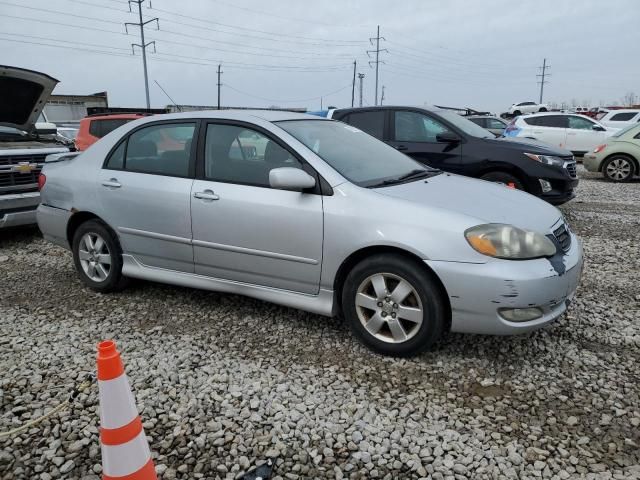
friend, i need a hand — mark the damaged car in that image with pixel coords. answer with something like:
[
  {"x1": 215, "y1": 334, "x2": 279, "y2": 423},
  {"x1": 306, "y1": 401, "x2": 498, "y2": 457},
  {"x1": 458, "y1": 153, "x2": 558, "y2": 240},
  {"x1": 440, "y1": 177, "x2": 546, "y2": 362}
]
[
  {"x1": 0, "y1": 65, "x2": 71, "y2": 228},
  {"x1": 37, "y1": 111, "x2": 583, "y2": 356}
]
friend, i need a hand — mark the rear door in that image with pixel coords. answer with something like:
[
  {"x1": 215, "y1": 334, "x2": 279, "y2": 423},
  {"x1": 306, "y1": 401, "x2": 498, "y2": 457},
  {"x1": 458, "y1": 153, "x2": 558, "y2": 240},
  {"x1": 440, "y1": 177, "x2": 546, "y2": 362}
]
[
  {"x1": 387, "y1": 109, "x2": 462, "y2": 172},
  {"x1": 335, "y1": 110, "x2": 386, "y2": 141},
  {"x1": 97, "y1": 121, "x2": 197, "y2": 272},
  {"x1": 566, "y1": 115, "x2": 606, "y2": 153},
  {"x1": 525, "y1": 115, "x2": 568, "y2": 149}
]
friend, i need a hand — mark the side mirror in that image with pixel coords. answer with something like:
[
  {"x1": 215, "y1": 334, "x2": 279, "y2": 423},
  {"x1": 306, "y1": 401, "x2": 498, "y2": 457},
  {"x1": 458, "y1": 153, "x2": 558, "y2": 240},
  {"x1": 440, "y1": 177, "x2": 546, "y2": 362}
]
[
  {"x1": 269, "y1": 167, "x2": 316, "y2": 191},
  {"x1": 34, "y1": 122, "x2": 58, "y2": 135},
  {"x1": 436, "y1": 131, "x2": 461, "y2": 143},
  {"x1": 592, "y1": 125, "x2": 606, "y2": 132}
]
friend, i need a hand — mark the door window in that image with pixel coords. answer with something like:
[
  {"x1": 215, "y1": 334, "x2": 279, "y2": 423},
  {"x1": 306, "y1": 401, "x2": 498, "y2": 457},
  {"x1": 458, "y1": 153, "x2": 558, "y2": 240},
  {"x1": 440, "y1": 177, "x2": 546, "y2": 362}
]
[
  {"x1": 89, "y1": 118, "x2": 135, "y2": 138},
  {"x1": 205, "y1": 124, "x2": 302, "y2": 187},
  {"x1": 344, "y1": 111, "x2": 385, "y2": 139},
  {"x1": 610, "y1": 112, "x2": 637, "y2": 121},
  {"x1": 487, "y1": 118, "x2": 507, "y2": 129},
  {"x1": 394, "y1": 111, "x2": 451, "y2": 142},
  {"x1": 110, "y1": 122, "x2": 196, "y2": 177},
  {"x1": 567, "y1": 116, "x2": 596, "y2": 130},
  {"x1": 527, "y1": 115, "x2": 567, "y2": 128}
]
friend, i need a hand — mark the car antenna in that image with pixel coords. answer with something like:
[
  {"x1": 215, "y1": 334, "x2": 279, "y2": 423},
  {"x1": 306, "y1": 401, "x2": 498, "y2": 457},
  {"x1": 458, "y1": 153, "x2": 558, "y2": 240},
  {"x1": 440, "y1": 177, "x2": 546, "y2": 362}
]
[{"x1": 154, "y1": 79, "x2": 182, "y2": 112}]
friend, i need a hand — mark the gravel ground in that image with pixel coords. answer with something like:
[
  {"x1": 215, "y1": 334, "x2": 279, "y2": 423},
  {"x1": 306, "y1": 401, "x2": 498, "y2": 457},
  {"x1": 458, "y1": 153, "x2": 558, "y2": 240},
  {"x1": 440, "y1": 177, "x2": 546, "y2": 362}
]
[{"x1": 1, "y1": 166, "x2": 639, "y2": 480}]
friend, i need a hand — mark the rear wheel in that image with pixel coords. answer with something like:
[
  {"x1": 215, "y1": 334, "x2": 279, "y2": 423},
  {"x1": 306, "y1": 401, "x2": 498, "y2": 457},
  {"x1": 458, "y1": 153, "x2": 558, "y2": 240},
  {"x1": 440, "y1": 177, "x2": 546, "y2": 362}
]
[
  {"x1": 602, "y1": 155, "x2": 635, "y2": 182},
  {"x1": 480, "y1": 171, "x2": 525, "y2": 190},
  {"x1": 341, "y1": 254, "x2": 446, "y2": 357},
  {"x1": 513, "y1": 110, "x2": 522, "y2": 116},
  {"x1": 539, "y1": 107, "x2": 548, "y2": 112},
  {"x1": 72, "y1": 220, "x2": 127, "y2": 292}
]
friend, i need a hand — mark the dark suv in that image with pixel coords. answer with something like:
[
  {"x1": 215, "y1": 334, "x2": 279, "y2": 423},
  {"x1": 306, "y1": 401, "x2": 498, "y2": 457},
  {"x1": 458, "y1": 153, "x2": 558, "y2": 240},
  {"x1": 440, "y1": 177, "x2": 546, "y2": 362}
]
[{"x1": 327, "y1": 106, "x2": 578, "y2": 205}]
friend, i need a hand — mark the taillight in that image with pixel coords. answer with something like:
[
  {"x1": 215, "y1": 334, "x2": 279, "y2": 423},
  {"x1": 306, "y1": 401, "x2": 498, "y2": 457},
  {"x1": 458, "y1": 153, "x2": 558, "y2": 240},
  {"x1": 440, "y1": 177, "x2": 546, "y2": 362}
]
[
  {"x1": 38, "y1": 173, "x2": 46, "y2": 191},
  {"x1": 593, "y1": 144, "x2": 607, "y2": 153}
]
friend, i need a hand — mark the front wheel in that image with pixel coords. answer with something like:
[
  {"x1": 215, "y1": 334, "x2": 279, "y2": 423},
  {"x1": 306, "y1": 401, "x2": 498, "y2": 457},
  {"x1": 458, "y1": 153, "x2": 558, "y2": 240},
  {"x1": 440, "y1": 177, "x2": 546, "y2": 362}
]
[
  {"x1": 72, "y1": 220, "x2": 127, "y2": 292},
  {"x1": 539, "y1": 107, "x2": 548, "y2": 112},
  {"x1": 341, "y1": 254, "x2": 447, "y2": 357},
  {"x1": 602, "y1": 155, "x2": 635, "y2": 182},
  {"x1": 480, "y1": 171, "x2": 525, "y2": 190}
]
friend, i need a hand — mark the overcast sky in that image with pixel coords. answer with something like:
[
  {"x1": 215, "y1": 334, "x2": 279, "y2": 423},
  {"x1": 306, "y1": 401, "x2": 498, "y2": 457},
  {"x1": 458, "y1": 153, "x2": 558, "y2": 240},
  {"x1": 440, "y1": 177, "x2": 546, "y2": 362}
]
[{"x1": 0, "y1": 0, "x2": 638, "y2": 112}]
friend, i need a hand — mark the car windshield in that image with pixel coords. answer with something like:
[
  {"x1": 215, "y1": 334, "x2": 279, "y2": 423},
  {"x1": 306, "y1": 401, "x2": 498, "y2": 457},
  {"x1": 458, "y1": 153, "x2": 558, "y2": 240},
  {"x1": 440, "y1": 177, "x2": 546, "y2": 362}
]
[
  {"x1": 277, "y1": 119, "x2": 438, "y2": 188},
  {"x1": 611, "y1": 123, "x2": 640, "y2": 138},
  {"x1": 436, "y1": 111, "x2": 494, "y2": 138}
]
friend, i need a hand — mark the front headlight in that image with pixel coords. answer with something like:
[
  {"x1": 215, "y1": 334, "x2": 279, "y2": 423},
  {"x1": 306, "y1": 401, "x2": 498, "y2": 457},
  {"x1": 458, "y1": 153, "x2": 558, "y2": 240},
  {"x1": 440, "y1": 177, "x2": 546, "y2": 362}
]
[
  {"x1": 465, "y1": 224, "x2": 557, "y2": 259},
  {"x1": 524, "y1": 152, "x2": 565, "y2": 167}
]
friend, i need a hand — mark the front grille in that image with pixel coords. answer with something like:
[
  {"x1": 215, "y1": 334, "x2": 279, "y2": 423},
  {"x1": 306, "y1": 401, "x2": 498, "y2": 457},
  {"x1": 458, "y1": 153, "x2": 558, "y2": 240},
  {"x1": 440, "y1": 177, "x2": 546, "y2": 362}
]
[
  {"x1": 565, "y1": 162, "x2": 577, "y2": 178},
  {"x1": 553, "y1": 223, "x2": 571, "y2": 251},
  {"x1": 0, "y1": 154, "x2": 45, "y2": 193}
]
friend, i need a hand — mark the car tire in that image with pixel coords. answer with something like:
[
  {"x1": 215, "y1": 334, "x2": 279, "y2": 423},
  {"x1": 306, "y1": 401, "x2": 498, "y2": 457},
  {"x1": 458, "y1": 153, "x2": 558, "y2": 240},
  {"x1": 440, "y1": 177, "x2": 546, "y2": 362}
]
[
  {"x1": 602, "y1": 155, "x2": 636, "y2": 182},
  {"x1": 341, "y1": 254, "x2": 447, "y2": 357},
  {"x1": 72, "y1": 219, "x2": 127, "y2": 293},
  {"x1": 539, "y1": 107, "x2": 548, "y2": 112},
  {"x1": 480, "y1": 171, "x2": 525, "y2": 190},
  {"x1": 513, "y1": 110, "x2": 522, "y2": 116}
]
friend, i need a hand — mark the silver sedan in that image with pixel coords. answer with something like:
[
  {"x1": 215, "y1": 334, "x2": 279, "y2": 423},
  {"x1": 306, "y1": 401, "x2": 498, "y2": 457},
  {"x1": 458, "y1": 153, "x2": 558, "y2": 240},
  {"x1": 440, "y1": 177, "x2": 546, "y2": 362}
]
[{"x1": 37, "y1": 110, "x2": 583, "y2": 356}]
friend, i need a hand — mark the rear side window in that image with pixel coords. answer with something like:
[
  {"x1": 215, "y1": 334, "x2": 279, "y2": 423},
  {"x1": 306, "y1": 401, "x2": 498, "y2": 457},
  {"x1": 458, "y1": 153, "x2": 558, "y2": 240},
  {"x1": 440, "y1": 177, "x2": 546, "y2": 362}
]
[
  {"x1": 343, "y1": 111, "x2": 385, "y2": 139},
  {"x1": 89, "y1": 119, "x2": 134, "y2": 138},
  {"x1": 525, "y1": 116, "x2": 567, "y2": 128},
  {"x1": 468, "y1": 118, "x2": 485, "y2": 127},
  {"x1": 487, "y1": 118, "x2": 506, "y2": 129},
  {"x1": 105, "y1": 122, "x2": 196, "y2": 177},
  {"x1": 610, "y1": 112, "x2": 637, "y2": 121}
]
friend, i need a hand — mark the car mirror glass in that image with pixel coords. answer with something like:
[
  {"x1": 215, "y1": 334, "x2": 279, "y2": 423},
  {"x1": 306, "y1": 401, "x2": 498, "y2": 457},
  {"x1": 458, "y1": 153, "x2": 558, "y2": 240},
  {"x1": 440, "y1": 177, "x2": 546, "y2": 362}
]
[{"x1": 269, "y1": 167, "x2": 316, "y2": 192}]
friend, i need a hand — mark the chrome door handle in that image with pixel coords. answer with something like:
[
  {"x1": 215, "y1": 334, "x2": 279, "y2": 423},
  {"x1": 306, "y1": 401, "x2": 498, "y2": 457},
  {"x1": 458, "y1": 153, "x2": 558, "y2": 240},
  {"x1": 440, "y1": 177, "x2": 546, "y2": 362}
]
[
  {"x1": 101, "y1": 178, "x2": 121, "y2": 188},
  {"x1": 193, "y1": 190, "x2": 219, "y2": 201}
]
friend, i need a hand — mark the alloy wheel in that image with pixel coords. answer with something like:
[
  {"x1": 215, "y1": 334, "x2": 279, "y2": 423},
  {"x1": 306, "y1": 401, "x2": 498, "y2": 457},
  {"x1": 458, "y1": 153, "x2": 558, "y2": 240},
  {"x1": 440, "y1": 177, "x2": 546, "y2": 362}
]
[
  {"x1": 78, "y1": 232, "x2": 112, "y2": 282},
  {"x1": 605, "y1": 158, "x2": 632, "y2": 181},
  {"x1": 355, "y1": 273, "x2": 423, "y2": 344}
]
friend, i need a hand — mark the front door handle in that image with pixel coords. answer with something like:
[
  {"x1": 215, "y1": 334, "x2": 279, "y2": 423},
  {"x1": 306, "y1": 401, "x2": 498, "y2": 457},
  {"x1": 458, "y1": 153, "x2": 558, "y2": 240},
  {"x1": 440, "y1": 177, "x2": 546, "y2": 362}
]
[
  {"x1": 394, "y1": 145, "x2": 408, "y2": 151},
  {"x1": 193, "y1": 190, "x2": 219, "y2": 201},
  {"x1": 101, "y1": 178, "x2": 121, "y2": 188}
]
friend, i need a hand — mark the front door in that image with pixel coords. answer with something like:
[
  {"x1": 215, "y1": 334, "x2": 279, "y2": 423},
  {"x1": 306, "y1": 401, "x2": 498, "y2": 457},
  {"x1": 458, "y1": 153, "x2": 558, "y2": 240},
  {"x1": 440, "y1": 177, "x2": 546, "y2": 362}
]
[
  {"x1": 529, "y1": 115, "x2": 568, "y2": 149},
  {"x1": 387, "y1": 110, "x2": 462, "y2": 173},
  {"x1": 566, "y1": 115, "x2": 606, "y2": 154},
  {"x1": 97, "y1": 121, "x2": 197, "y2": 272},
  {"x1": 190, "y1": 122, "x2": 323, "y2": 294}
]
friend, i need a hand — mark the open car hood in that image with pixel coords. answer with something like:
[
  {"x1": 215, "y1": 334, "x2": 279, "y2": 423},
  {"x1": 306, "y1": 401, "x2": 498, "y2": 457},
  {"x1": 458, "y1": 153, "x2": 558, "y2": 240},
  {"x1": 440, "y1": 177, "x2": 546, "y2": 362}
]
[{"x1": 0, "y1": 65, "x2": 58, "y2": 132}]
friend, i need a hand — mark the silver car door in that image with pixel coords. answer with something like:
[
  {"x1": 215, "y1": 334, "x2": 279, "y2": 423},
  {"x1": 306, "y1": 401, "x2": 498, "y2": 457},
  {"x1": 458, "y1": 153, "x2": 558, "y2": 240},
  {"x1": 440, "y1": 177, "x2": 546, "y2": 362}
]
[
  {"x1": 190, "y1": 122, "x2": 323, "y2": 294},
  {"x1": 97, "y1": 121, "x2": 197, "y2": 272}
]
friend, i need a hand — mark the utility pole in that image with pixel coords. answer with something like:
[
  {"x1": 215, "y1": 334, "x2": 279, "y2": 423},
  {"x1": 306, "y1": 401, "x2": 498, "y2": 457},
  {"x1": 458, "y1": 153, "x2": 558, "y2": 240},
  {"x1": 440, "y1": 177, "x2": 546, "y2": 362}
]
[
  {"x1": 320, "y1": 96, "x2": 323, "y2": 110},
  {"x1": 126, "y1": 0, "x2": 158, "y2": 109},
  {"x1": 367, "y1": 25, "x2": 387, "y2": 106},
  {"x1": 358, "y1": 73, "x2": 365, "y2": 107},
  {"x1": 351, "y1": 60, "x2": 357, "y2": 107},
  {"x1": 537, "y1": 58, "x2": 550, "y2": 104},
  {"x1": 380, "y1": 85, "x2": 385, "y2": 105},
  {"x1": 217, "y1": 64, "x2": 223, "y2": 110}
]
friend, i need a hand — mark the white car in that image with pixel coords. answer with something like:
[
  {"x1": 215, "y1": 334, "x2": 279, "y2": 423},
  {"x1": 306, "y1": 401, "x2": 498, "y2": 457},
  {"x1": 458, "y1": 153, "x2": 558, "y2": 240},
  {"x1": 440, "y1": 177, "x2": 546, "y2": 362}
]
[
  {"x1": 598, "y1": 109, "x2": 640, "y2": 130},
  {"x1": 507, "y1": 102, "x2": 549, "y2": 115},
  {"x1": 504, "y1": 113, "x2": 613, "y2": 156}
]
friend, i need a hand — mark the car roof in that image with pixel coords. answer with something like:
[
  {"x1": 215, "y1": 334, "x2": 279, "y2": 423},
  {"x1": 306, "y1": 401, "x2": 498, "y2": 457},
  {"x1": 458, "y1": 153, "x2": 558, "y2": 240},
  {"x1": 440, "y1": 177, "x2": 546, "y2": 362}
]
[
  {"x1": 466, "y1": 115, "x2": 502, "y2": 119},
  {"x1": 84, "y1": 113, "x2": 146, "y2": 121},
  {"x1": 604, "y1": 109, "x2": 640, "y2": 114},
  {"x1": 333, "y1": 105, "x2": 442, "y2": 114},
  {"x1": 121, "y1": 109, "x2": 324, "y2": 123}
]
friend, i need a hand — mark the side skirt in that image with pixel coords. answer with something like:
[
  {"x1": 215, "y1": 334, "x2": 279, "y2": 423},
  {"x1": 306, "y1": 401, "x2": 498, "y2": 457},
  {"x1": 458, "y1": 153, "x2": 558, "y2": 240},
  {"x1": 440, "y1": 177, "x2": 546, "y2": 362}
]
[{"x1": 121, "y1": 255, "x2": 336, "y2": 317}]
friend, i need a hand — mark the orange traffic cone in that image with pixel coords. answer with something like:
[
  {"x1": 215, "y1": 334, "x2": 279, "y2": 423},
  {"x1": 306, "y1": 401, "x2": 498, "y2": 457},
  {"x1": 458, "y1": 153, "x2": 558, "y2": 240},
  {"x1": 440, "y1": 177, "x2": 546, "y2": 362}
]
[{"x1": 97, "y1": 340, "x2": 157, "y2": 480}]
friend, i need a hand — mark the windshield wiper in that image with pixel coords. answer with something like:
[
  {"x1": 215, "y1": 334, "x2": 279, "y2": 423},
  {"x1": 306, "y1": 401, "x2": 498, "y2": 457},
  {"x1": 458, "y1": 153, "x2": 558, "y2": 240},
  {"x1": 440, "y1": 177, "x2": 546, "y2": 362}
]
[{"x1": 369, "y1": 169, "x2": 440, "y2": 188}]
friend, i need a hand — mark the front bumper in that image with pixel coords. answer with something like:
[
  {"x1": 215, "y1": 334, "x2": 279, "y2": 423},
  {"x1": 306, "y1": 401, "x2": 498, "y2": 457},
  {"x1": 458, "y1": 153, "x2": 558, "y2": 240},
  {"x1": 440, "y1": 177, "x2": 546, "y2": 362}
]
[
  {"x1": 0, "y1": 191, "x2": 40, "y2": 228},
  {"x1": 427, "y1": 233, "x2": 583, "y2": 335}
]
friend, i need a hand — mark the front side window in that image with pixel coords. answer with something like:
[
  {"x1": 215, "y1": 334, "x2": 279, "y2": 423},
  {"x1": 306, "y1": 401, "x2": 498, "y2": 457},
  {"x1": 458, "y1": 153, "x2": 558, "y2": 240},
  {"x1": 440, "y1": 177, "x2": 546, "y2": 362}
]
[
  {"x1": 205, "y1": 124, "x2": 301, "y2": 187},
  {"x1": 395, "y1": 111, "x2": 451, "y2": 142},
  {"x1": 536, "y1": 115, "x2": 567, "y2": 128},
  {"x1": 487, "y1": 118, "x2": 507, "y2": 129},
  {"x1": 567, "y1": 116, "x2": 596, "y2": 130},
  {"x1": 610, "y1": 112, "x2": 638, "y2": 121},
  {"x1": 344, "y1": 111, "x2": 385, "y2": 139},
  {"x1": 110, "y1": 122, "x2": 195, "y2": 176}
]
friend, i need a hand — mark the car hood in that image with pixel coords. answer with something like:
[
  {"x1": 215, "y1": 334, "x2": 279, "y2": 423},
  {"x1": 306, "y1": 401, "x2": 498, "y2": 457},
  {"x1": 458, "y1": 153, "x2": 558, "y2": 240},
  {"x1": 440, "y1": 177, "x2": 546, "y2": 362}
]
[
  {"x1": 0, "y1": 65, "x2": 58, "y2": 131},
  {"x1": 375, "y1": 173, "x2": 562, "y2": 232},
  {"x1": 489, "y1": 136, "x2": 573, "y2": 156}
]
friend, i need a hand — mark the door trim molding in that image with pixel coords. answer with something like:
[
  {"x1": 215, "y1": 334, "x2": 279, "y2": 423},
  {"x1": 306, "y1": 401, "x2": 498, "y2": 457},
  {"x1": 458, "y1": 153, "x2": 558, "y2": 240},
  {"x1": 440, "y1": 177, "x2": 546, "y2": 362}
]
[
  {"x1": 118, "y1": 227, "x2": 191, "y2": 245},
  {"x1": 192, "y1": 239, "x2": 319, "y2": 265}
]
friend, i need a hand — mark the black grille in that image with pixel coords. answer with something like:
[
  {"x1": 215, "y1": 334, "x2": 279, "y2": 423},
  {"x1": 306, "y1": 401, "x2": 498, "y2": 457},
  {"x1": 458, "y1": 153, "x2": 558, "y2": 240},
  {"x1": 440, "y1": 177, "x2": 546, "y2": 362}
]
[
  {"x1": 0, "y1": 154, "x2": 46, "y2": 193},
  {"x1": 553, "y1": 224, "x2": 571, "y2": 251},
  {"x1": 565, "y1": 162, "x2": 577, "y2": 178}
]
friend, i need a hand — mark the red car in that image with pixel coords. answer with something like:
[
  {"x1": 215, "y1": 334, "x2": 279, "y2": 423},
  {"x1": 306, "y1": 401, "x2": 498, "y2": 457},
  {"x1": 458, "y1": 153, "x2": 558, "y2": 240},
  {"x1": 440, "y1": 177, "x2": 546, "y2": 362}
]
[{"x1": 76, "y1": 113, "x2": 145, "y2": 151}]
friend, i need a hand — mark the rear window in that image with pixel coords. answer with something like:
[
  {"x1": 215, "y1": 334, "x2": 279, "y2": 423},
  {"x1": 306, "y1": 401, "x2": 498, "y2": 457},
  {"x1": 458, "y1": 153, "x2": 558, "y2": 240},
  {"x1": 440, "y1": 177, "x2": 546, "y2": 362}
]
[
  {"x1": 610, "y1": 112, "x2": 638, "y2": 121},
  {"x1": 89, "y1": 118, "x2": 135, "y2": 138}
]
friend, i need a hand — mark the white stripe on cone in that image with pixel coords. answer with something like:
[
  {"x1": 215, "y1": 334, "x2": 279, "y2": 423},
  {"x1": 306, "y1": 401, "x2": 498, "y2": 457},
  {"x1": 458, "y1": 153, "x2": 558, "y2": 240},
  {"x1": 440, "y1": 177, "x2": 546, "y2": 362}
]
[
  {"x1": 98, "y1": 375, "x2": 139, "y2": 429},
  {"x1": 101, "y1": 430, "x2": 151, "y2": 477}
]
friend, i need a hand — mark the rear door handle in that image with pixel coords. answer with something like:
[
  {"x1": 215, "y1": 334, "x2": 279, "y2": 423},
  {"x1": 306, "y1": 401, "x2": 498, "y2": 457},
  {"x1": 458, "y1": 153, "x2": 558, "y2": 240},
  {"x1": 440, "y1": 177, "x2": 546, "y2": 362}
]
[
  {"x1": 101, "y1": 178, "x2": 121, "y2": 188},
  {"x1": 193, "y1": 190, "x2": 219, "y2": 201},
  {"x1": 394, "y1": 145, "x2": 408, "y2": 151}
]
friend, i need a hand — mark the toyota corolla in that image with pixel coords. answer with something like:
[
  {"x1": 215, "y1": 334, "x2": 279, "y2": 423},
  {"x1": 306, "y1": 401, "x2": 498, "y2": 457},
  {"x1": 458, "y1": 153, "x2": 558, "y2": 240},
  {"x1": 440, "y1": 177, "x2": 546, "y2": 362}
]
[{"x1": 37, "y1": 111, "x2": 583, "y2": 357}]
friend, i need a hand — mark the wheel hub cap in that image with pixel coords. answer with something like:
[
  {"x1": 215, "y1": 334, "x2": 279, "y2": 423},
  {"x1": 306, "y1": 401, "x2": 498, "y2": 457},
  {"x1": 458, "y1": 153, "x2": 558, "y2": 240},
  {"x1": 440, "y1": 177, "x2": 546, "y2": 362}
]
[{"x1": 78, "y1": 232, "x2": 112, "y2": 282}]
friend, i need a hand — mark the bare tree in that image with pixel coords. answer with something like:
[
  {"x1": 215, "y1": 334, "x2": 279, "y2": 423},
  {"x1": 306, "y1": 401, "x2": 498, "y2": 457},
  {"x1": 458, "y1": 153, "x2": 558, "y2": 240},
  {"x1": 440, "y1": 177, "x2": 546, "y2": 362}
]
[
  {"x1": 622, "y1": 92, "x2": 637, "y2": 107},
  {"x1": 571, "y1": 98, "x2": 578, "y2": 108}
]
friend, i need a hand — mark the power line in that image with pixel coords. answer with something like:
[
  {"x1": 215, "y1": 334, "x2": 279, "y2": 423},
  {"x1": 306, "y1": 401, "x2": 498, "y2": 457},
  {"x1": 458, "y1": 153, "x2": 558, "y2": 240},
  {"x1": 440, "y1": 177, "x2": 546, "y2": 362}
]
[
  {"x1": 537, "y1": 58, "x2": 551, "y2": 104},
  {"x1": 125, "y1": 0, "x2": 159, "y2": 109},
  {"x1": 367, "y1": 25, "x2": 387, "y2": 106},
  {"x1": 0, "y1": 0, "x2": 124, "y2": 25},
  {"x1": 224, "y1": 83, "x2": 352, "y2": 104}
]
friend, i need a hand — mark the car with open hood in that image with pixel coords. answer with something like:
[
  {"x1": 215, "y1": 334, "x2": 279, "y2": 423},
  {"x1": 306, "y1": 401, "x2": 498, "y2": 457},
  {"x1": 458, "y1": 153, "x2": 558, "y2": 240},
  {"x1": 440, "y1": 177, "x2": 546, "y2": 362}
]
[
  {"x1": 37, "y1": 110, "x2": 582, "y2": 357},
  {"x1": 0, "y1": 65, "x2": 70, "y2": 228}
]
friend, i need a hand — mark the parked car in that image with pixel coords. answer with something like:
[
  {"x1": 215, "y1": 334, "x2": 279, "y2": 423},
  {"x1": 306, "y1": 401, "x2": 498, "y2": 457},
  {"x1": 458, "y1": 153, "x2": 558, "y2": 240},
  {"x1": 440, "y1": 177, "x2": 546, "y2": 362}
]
[
  {"x1": 37, "y1": 110, "x2": 583, "y2": 356},
  {"x1": 583, "y1": 123, "x2": 640, "y2": 182},
  {"x1": 597, "y1": 109, "x2": 640, "y2": 130},
  {"x1": 508, "y1": 102, "x2": 549, "y2": 115},
  {"x1": 466, "y1": 115, "x2": 509, "y2": 137},
  {"x1": 76, "y1": 113, "x2": 145, "y2": 151},
  {"x1": 504, "y1": 113, "x2": 613, "y2": 157},
  {"x1": 324, "y1": 106, "x2": 578, "y2": 205},
  {"x1": 0, "y1": 65, "x2": 70, "y2": 229},
  {"x1": 57, "y1": 127, "x2": 79, "y2": 141}
]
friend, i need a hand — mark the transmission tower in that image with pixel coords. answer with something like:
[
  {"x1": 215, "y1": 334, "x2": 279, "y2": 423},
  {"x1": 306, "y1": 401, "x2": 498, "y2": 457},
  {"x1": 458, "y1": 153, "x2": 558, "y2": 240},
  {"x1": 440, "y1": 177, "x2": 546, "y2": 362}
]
[
  {"x1": 367, "y1": 25, "x2": 387, "y2": 106},
  {"x1": 126, "y1": 0, "x2": 159, "y2": 109},
  {"x1": 537, "y1": 58, "x2": 550, "y2": 104}
]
